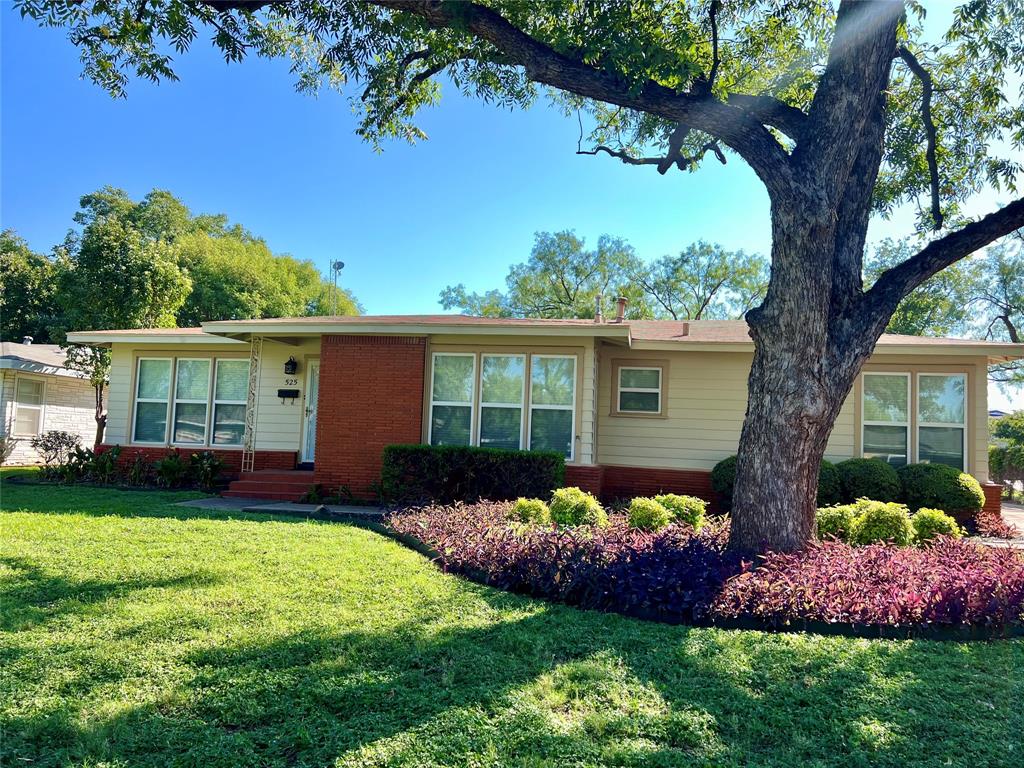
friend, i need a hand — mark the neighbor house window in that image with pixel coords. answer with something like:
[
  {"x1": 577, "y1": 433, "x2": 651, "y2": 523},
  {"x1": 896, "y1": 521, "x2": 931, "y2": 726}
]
[
  {"x1": 917, "y1": 373, "x2": 966, "y2": 470},
  {"x1": 430, "y1": 353, "x2": 475, "y2": 446},
  {"x1": 172, "y1": 358, "x2": 211, "y2": 444},
  {"x1": 13, "y1": 377, "x2": 44, "y2": 436},
  {"x1": 617, "y1": 366, "x2": 663, "y2": 414},
  {"x1": 861, "y1": 373, "x2": 910, "y2": 466},
  {"x1": 212, "y1": 359, "x2": 248, "y2": 446},
  {"x1": 133, "y1": 358, "x2": 172, "y2": 443},
  {"x1": 478, "y1": 354, "x2": 525, "y2": 450},
  {"x1": 529, "y1": 355, "x2": 576, "y2": 460}
]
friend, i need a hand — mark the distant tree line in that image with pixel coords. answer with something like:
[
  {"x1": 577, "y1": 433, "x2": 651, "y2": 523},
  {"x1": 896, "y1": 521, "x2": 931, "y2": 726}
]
[{"x1": 443, "y1": 230, "x2": 1024, "y2": 389}]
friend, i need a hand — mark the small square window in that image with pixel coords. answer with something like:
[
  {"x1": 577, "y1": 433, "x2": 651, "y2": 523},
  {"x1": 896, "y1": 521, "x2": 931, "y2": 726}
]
[{"x1": 615, "y1": 364, "x2": 664, "y2": 415}]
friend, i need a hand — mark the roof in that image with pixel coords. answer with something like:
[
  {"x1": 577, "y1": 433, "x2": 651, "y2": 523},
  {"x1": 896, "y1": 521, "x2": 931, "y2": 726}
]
[
  {"x1": 0, "y1": 342, "x2": 86, "y2": 378},
  {"x1": 64, "y1": 315, "x2": 1024, "y2": 360}
]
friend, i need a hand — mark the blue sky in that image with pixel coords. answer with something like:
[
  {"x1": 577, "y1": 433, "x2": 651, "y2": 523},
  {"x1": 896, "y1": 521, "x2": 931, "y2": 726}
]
[{"x1": 1, "y1": 5, "x2": 1020, "y2": 409}]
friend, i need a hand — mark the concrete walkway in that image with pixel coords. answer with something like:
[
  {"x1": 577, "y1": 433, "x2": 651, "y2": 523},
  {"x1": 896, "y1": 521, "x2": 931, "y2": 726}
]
[{"x1": 176, "y1": 496, "x2": 384, "y2": 519}]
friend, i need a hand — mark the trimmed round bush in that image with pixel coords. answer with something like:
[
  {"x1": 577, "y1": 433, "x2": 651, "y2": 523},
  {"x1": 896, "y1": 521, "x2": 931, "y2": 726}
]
[
  {"x1": 897, "y1": 463, "x2": 985, "y2": 519},
  {"x1": 911, "y1": 507, "x2": 962, "y2": 545},
  {"x1": 710, "y1": 455, "x2": 737, "y2": 511},
  {"x1": 816, "y1": 504, "x2": 857, "y2": 542},
  {"x1": 816, "y1": 460, "x2": 842, "y2": 506},
  {"x1": 836, "y1": 458, "x2": 901, "y2": 503},
  {"x1": 712, "y1": 454, "x2": 842, "y2": 510},
  {"x1": 627, "y1": 497, "x2": 672, "y2": 532},
  {"x1": 848, "y1": 500, "x2": 914, "y2": 546},
  {"x1": 508, "y1": 497, "x2": 551, "y2": 525},
  {"x1": 653, "y1": 493, "x2": 706, "y2": 529},
  {"x1": 549, "y1": 487, "x2": 608, "y2": 528}
]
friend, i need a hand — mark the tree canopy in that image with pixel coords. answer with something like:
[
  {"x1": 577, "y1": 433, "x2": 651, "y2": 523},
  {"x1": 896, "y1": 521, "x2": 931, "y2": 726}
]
[{"x1": 442, "y1": 231, "x2": 767, "y2": 321}]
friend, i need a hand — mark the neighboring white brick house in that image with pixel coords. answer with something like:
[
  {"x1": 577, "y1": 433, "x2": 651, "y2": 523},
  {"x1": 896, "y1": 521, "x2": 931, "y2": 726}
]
[{"x1": 1, "y1": 339, "x2": 101, "y2": 465}]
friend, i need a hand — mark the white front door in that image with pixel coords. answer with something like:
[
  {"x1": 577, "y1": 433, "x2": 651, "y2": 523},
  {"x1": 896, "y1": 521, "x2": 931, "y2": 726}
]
[{"x1": 302, "y1": 360, "x2": 320, "y2": 463}]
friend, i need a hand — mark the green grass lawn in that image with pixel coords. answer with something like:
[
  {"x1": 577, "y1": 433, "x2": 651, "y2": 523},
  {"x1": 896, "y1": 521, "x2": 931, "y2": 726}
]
[{"x1": 2, "y1": 472, "x2": 1022, "y2": 767}]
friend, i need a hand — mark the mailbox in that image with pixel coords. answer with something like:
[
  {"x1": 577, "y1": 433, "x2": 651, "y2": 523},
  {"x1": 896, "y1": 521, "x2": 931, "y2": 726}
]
[{"x1": 277, "y1": 388, "x2": 300, "y2": 404}]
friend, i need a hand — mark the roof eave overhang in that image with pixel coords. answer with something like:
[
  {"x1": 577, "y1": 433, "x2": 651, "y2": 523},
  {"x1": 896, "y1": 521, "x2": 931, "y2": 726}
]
[
  {"x1": 630, "y1": 339, "x2": 1024, "y2": 359},
  {"x1": 200, "y1": 321, "x2": 633, "y2": 343},
  {"x1": 65, "y1": 332, "x2": 245, "y2": 347}
]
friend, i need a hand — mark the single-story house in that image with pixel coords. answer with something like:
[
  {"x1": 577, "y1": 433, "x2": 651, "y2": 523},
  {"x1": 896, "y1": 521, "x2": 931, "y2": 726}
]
[
  {"x1": 1, "y1": 337, "x2": 100, "y2": 464},
  {"x1": 67, "y1": 310, "x2": 1024, "y2": 513}
]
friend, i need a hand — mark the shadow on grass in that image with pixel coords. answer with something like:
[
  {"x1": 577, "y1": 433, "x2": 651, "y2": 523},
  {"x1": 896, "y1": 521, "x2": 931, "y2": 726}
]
[
  {"x1": 4, "y1": 593, "x2": 1020, "y2": 767},
  {"x1": 0, "y1": 556, "x2": 222, "y2": 632}
]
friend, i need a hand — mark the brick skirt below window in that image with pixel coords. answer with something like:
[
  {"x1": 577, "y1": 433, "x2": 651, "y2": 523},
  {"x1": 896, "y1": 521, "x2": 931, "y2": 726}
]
[
  {"x1": 565, "y1": 464, "x2": 721, "y2": 512},
  {"x1": 96, "y1": 444, "x2": 297, "y2": 479}
]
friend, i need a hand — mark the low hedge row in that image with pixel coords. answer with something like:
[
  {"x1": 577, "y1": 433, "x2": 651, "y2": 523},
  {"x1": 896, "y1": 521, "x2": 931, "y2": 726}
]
[
  {"x1": 381, "y1": 444, "x2": 565, "y2": 504},
  {"x1": 711, "y1": 455, "x2": 986, "y2": 519}
]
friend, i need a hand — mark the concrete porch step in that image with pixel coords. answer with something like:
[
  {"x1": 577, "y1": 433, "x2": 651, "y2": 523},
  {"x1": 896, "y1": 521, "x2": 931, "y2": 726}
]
[
  {"x1": 225, "y1": 469, "x2": 317, "y2": 502},
  {"x1": 223, "y1": 489, "x2": 312, "y2": 501}
]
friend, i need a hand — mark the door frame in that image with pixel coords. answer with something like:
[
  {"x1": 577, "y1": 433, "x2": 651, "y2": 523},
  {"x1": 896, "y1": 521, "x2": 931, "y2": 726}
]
[{"x1": 301, "y1": 359, "x2": 320, "y2": 464}]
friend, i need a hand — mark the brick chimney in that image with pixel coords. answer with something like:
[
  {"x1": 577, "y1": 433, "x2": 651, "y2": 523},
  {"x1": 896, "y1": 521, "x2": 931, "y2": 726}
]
[{"x1": 613, "y1": 296, "x2": 628, "y2": 323}]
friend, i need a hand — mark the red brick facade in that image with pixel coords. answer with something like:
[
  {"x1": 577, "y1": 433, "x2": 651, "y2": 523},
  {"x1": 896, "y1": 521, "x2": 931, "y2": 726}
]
[
  {"x1": 313, "y1": 335, "x2": 426, "y2": 497},
  {"x1": 982, "y1": 482, "x2": 1003, "y2": 517},
  {"x1": 565, "y1": 463, "x2": 721, "y2": 511},
  {"x1": 96, "y1": 444, "x2": 297, "y2": 479}
]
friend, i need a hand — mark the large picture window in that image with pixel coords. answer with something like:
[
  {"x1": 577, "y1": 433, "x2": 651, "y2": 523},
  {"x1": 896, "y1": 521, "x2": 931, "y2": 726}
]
[
  {"x1": 479, "y1": 354, "x2": 525, "y2": 450},
  {"x1": 132, "y1": 356, "x2": 247, "y2": 446},
  {"x1": 429, "y1": 353, "x2": 475, "y2": 446},
  {"x1": 918, "y1": 373, "x2": 966, "y2": 470},
  {"x1": 529, "y1": 355, "x2": 576, "y2": 460},
  {"x1": 13, "y1": 378, "x2": 44, "y2": 436},
  {"x1": 861, "y1": 373, "x2": 910, "y2": 466}
]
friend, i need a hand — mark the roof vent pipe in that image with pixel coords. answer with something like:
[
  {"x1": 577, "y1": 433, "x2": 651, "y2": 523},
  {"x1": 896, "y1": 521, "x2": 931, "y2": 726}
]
[
  {"x1": 614, "y1": 296, "x2": 627, "y2": 323},
  {"x1": 21, "y1": 335, "x2": 33, "y2": 345},
  {"x1": 594, "y1": 294, "x2": 603, "y2": 323}
]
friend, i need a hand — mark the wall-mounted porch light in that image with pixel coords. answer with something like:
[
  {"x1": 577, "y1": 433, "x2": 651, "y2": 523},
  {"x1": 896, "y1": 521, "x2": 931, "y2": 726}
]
[{"x1": 284, "y1": 356, "x2": 299, "y2": 375}]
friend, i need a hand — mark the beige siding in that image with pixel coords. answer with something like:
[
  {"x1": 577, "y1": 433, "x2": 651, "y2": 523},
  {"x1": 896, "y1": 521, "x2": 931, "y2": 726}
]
[
  {"x1": 597, "y1": 346, "x2": 987, "y2": 482},
  {"x1": 1, "y1": 369, "x2": 99, "y2": 464},
  {"x1": 253, "y1": 338, "x2": 321, "y2": 452}
]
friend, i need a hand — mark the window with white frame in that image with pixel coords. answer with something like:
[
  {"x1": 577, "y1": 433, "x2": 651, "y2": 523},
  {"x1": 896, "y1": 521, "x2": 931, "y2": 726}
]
[
  {"x1": 529, "y1": 355, "x2": 576, "y2": 460},
  {"x1": 479, "y1": 354, "x2": 525, "y2": 450},
  {"x1": 133, "y1": 358, "x2": 172, "y2": 443},
  {"x1": 13, "y1": 378, "x2": 44, "y2": 436},
  {"x1": 917, "y1": 373, "x2": 966, "y2": 470},
  {"x1": 172, "y1": 358, "x2": 211, "y2": 444},
  {"x1": 429, "y1": 353, "x2": 475, "y2": 446},
  {"x1": 861, "y1": 373, "x2": 910, "y2": 466},
  {"x1": 617, "y1": 366, "x2": 662, "y2": 414},
  {"x1": 212, "y1": 359, "x2": 248, "y2": 446}
]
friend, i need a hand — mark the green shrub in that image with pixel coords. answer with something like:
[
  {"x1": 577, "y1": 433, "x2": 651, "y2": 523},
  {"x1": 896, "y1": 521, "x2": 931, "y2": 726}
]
[
  {"x1": 711, "y1": 455, "x2": 842, "y2": 510},
  {"x1": 848, "y1": 500, "x2": 914, "y2": 546},
  {"x1": 190, "y1": 451, "x2": 225, "y2": 492},
  {"x1": 710, "y1": 456, "x2": 737, "y2": 511},
  {"x1": 653, "y1": 493, "x2": 706, "y2": 529},
  {"x1": 836, "y1": 458, "x2": 901, "y2": 503},
  {"x1": 509, "y1": 497, "x2": 551, "y2": 525},
  {"x1": 911, "y1": 507, "x2": 962, "y2": 545},
  {"x1": 817, "y1": 460, "x2": 842, "y2": 506},
  {"x1": 627, "y1": 497, "x2": 671, "y2": 531},
  {"x1": 550, "y1": 487, "x2": 608, "y2": 527},
  {"x1": 154, "y1": 449, "x2": 189, "y2": 488},
  {"x1": 381, "y1": 444, "x2": 565, "y2": 504},
  {"x1": 897, "y1": 463, "x2": 985, "y2": 518},
  {"x1": 816, "y1": 504, "x2": 857, "y2": 542}
]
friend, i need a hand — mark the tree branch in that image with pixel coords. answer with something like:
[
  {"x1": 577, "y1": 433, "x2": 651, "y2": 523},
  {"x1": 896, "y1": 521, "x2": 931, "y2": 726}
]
[
  {"x1": 365, "y1": 0, "x2": 794, "y2": 196},
  {"x1": 898, "y1": 45, "x2": 943, "y2": 230},
  {"x1": 864, "y1": 197, "x2": 1024, "y2": 315},
  {"x1": 725, "y1": 94, "x2": 807, "y2": 141},
  {"x1": 577, "y1": 141, "x2": 726, "y2": 172}
]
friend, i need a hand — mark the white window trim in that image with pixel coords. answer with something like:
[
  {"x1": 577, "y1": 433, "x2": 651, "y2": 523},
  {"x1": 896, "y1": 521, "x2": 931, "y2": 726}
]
[
  {"x1": 211, "y1": 359, "x2": 248, "y2": 447},
  {"x1": 477, "y1": 353, "x2": 527, "y2": 449},
  {"x1": 861, "y1": 372, "x2": 911, "y2": 465},
  {"x1": 170, "y1": 358, "x2": 214, "y2": 447},
  {"x1": 617, "y1": 365, "x2": 662, "y2": 414},
  {"x1": 428, "y1": 352, "x2": 477, "y2": 446},
  {"x1": 916, "y1": 372, "x2": 967, "y2": 471},
  {"x1": 132, "y1": 357, "x2": 173, "y2": 445},
  {"x1": 528, "y1": 354, "x2": 577, "y2": 462},
  {"x1": 12, "y1": 375, "x2": 46, "y2": 437}
]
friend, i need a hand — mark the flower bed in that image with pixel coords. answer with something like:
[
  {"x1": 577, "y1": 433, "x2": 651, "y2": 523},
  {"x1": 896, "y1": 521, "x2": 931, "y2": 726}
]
[{"x1": 385, "y1": 502, "x2": 1024, "y2": 636}]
